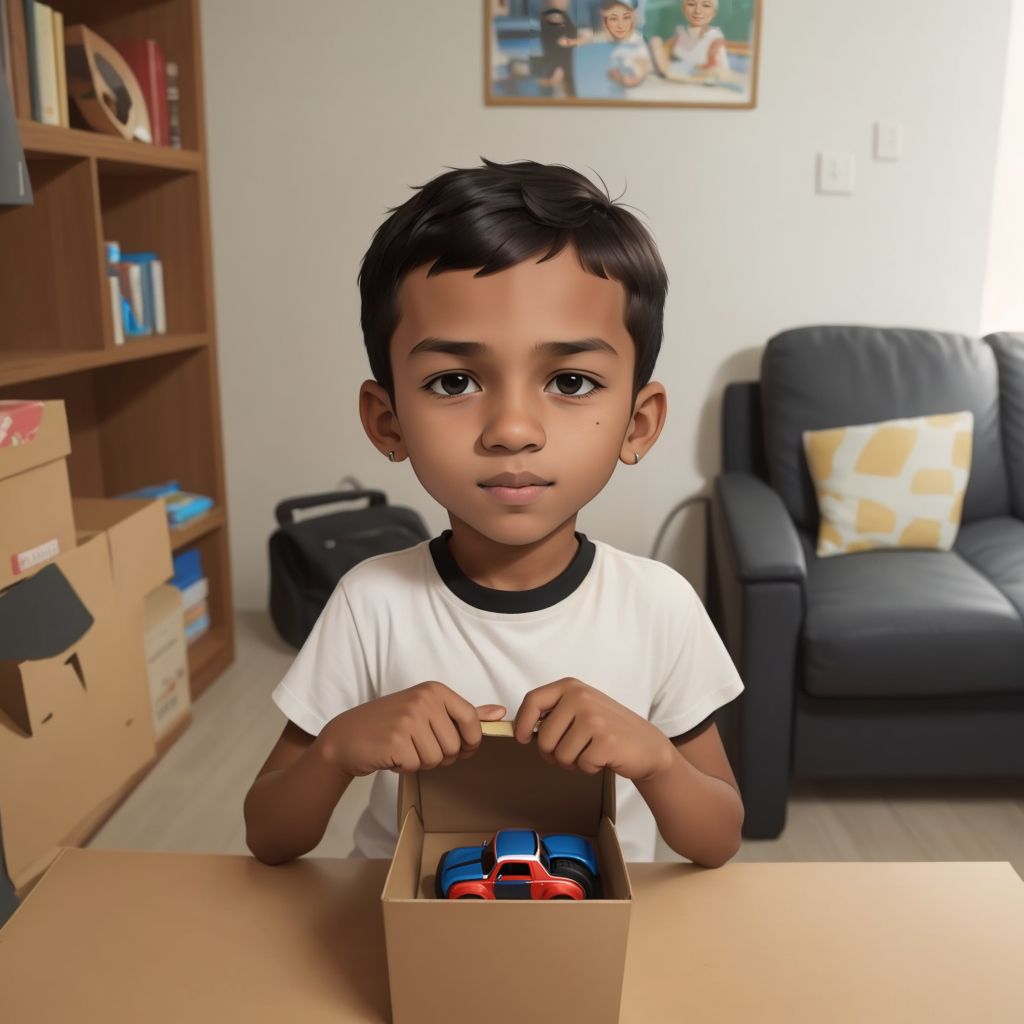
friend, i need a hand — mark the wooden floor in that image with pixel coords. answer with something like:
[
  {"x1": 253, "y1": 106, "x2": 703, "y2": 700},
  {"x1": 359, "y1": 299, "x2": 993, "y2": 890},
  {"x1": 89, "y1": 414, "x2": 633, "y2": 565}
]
[{"x1": 89, "y1": 611, "x2": 1024, "y2": 880}]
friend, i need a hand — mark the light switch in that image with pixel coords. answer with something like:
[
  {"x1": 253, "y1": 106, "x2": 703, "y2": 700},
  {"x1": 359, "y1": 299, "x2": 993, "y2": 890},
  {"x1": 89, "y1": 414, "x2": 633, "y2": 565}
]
[
  {"x1": 817, "y1": 152, "x2": 855, "y2": 195},
  {"x1": 874, "y1": 121, "x2": 903, "y2": 161}
]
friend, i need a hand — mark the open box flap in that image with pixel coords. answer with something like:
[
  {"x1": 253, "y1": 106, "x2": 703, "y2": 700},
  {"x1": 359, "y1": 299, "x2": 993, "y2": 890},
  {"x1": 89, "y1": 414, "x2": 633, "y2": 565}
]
[{"x1": 399, "y1": 721, "x2": 613, "y2": 836}]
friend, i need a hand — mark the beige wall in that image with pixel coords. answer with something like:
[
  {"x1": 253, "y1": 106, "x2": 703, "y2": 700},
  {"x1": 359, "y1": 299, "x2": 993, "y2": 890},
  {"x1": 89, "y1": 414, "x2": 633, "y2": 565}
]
[{"x1": 202, "y1": 0, "x2": 1014, "y2": 610}]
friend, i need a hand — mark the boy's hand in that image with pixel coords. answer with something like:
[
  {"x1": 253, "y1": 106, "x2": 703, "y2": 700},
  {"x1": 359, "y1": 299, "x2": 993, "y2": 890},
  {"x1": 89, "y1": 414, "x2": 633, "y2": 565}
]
[
  {"x1": 513, "y1": 678, "x2": 672, "y2": 783},
  {"x1": 321, "y1": 682, "x2": 506, "y2": 778}
]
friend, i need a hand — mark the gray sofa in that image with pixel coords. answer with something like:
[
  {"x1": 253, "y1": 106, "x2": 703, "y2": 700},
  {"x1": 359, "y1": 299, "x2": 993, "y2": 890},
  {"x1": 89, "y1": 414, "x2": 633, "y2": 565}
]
[{"x1": 709, "y1": 326, "x2": 1024, "y2": 839}]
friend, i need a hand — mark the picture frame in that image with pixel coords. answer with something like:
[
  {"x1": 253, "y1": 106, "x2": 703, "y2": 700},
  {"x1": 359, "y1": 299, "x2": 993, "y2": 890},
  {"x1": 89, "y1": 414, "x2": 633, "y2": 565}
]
[{"x1": 485, "y1": 0, "x2": 761, "y2": 110}]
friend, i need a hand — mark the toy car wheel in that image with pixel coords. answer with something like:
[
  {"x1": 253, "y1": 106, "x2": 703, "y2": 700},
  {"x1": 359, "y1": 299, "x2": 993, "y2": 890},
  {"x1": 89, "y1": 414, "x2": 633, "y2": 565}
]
[{"x1": 548, "y1": 858, "x2": 597, "y2": 899}]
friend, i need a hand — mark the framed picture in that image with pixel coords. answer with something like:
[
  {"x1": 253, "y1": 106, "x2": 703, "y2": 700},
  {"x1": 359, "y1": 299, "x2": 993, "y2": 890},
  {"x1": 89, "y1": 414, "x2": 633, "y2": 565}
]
[{"x1": 486, "y1": 0, "x2": 760, "y2": 109}]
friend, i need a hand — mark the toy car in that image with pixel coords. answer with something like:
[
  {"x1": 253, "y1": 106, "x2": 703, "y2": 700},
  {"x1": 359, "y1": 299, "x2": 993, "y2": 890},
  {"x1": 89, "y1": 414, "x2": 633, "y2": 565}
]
[{"x1": 435, "y1": 828, "x2": 600, "y2": 900}]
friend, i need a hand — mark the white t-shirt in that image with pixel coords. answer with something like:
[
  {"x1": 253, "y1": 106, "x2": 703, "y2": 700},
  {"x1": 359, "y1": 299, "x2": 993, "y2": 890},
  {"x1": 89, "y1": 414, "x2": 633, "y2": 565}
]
[{"x1": 271, "y1": 530, "x2": 744, "y2": 862}]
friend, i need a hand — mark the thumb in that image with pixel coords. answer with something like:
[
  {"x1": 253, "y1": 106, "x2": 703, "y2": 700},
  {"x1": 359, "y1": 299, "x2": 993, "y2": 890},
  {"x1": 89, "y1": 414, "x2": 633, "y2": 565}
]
[{"x1": 476, "y1": 704, "x2": 507, "y2": 721}]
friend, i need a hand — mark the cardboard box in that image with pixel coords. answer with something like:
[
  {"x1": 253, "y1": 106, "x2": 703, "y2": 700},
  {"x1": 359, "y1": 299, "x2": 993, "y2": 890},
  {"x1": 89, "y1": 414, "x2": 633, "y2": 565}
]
[
  {"x1": 0, "y1": 400, "x2": 75, "y2": 590},
  {"x1": 143, "y1": 584, "x2": 191, "y2": 743},
  {"x1": 381, "y1": 721, "x2": 632, "y2": 1024},
  {"x1": 0, "y1": 498, "x2": 172, "y2": 891}
]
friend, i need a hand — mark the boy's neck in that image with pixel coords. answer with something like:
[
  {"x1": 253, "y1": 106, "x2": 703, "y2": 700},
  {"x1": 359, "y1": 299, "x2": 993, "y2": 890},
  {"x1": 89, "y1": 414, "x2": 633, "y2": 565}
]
[{"x1": 445, "y1": 517, "x2": 581, "y2": 591}]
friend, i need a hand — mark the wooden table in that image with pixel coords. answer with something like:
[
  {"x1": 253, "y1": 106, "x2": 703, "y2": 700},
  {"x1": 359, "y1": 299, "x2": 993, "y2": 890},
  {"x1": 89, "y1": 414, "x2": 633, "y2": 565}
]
[{"x1": 1, "y1": 849, "x2": 1022, "y2": 1022}]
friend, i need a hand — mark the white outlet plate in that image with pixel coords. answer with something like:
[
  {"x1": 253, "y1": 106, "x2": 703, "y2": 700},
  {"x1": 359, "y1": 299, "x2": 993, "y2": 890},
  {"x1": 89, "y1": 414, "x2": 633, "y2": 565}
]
[
  {"x1": 817, "y1": 152, "x2": 855, "y2": 195},
  {"x1": 874, "y1": 121, "x2": 903, "y2": 161}
]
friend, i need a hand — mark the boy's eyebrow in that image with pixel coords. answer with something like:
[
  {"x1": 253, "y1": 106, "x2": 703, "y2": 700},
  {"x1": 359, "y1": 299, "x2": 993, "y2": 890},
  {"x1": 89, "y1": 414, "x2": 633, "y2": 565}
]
[{"x1": 408, "y1": 337, "x2": 619, "y2": 359}]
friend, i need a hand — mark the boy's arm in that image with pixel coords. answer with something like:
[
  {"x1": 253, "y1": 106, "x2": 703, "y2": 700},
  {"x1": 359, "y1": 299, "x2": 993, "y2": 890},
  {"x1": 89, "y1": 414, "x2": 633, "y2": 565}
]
[
  {"x1": 514, "y1": 679, "x2": 744, "y2": 869},
  {"x1": 634, "y1": 721, "x2": 744, "y2": 868},
  {"x1": 244, "y1": 721, "x2": 355, "y2": 865},
  {"x1": 244, "y1": 684, "x2": 508, "y2": 866}
]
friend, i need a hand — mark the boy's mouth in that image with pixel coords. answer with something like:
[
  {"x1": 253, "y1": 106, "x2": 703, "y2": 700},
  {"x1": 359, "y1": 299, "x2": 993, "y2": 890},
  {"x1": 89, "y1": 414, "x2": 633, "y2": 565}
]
[{"x1": 478, "y1": 472, "x2": 552, "y2": 506}]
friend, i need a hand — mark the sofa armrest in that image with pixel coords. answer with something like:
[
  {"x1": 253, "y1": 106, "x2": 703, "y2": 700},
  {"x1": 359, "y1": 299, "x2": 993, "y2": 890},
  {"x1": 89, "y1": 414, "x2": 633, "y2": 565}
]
[{"x1": 713, "y1": 472, "x2": 806, "y2": 584}]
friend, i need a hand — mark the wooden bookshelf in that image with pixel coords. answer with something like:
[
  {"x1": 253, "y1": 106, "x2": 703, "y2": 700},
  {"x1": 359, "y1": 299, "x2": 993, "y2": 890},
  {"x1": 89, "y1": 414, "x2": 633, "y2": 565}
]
[{"x1": 0, "y1": 0, "x2": 234, "y2": 700}]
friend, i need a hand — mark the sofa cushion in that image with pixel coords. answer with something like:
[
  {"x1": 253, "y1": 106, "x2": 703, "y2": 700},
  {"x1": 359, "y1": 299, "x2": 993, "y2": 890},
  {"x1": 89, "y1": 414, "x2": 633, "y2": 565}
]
[
  {"x1": 955, "y1": 516, "x2": 1024, "y2": 621},
  {"x1": 761, "y1": 327, "x2": 1009, "y2": 531},
  {"x1": 984, "y1": 333, "x2": 1024, "y2": 519},
  {"x1": 799, "y1": 531, "x2": 1024, "y2": 698}
]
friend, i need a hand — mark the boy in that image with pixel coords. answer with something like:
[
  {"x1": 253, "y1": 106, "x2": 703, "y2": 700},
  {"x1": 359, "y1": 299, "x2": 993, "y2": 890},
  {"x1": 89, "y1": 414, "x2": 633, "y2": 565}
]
[{"x1": 244, "y1": 158, "x2": 745, "y2": 868}]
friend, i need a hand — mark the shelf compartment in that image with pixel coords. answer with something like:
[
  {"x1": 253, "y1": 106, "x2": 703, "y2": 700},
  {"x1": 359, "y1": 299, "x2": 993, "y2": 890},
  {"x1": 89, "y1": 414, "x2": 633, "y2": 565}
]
[
  {"x1": 98, "y1": 168, "x2": 207, "y2": 336},
  {"x1": 0, "y1": 157, "x2": 107, "y2": 353},
  {"x1": 54, "y1": 0, "x2": 204, "y2": 152},
  {"x1": 0, "y1": 345, "x2": 222, "y2": 501}
]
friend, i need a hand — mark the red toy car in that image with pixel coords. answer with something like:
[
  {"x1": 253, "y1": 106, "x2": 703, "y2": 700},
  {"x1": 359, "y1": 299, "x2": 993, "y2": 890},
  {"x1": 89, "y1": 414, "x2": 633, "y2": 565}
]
[{"x1": 435, "y1": 828, "x2": 600, "y2": 900}]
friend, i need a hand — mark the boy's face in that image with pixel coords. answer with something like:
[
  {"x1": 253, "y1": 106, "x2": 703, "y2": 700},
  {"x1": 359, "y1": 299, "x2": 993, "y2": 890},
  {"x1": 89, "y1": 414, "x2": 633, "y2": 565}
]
[
  {"x1": 361, "y1": 246, "x2": 661, "y2": 551},
  {"x1": 603, "y1": 5, "x2": 635, "y2": 40}
]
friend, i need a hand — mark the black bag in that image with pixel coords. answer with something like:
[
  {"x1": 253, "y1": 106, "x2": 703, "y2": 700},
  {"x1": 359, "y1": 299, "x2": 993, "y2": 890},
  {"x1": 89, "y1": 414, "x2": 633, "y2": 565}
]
[{"x1": 268, "y1": 487, "x2": 430, "y2": 649}]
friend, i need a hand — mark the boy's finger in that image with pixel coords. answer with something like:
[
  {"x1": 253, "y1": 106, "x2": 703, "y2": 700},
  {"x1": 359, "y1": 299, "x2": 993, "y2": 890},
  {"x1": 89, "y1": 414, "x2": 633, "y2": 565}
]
[
  {"x1": 475, "y1": 704, "x2": 507, "y2": 720},
  {"x1": 513, "y1": 681, "x2": 566, "y2": 744},
  {"x1": 442, "y1": 692, "x2": 489, "y2": 750}
]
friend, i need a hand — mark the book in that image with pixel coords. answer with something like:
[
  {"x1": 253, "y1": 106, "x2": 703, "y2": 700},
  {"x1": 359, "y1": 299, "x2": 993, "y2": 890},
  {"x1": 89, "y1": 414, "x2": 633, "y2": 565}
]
[
  {"x1": 108, "y1": 273, "x2": 124, "y2": 345},
  {"x1": 165, "y1": 59, "x2": 180, "y2": 148},
  {"x1": 114, "y1": 38, "x2": 167, "y2": 146},
  {"x1": 20, "y1": 0, "x2": 37, "y2": 120},
  {"x1": 52, "y1": 5, "x2": 65, "y2": 126},
  {"x1": 31, "y1": 1, "x2": 57, "y2": 125},
  {"x1": 115, "y1": 261, "x2": 149, "y2": 335},
  {"x1": 119, "y1": 482, "x2": 214, "y2": 527},
  {"x1": 1, "y1": 0, "x2": 12, "y2": 99},
  {"x1": 122, "y1": 252, "x2": 166, "y2": 334},
  {"x1": 5, "y1": 0, "x2": 30, "y2": 118}
]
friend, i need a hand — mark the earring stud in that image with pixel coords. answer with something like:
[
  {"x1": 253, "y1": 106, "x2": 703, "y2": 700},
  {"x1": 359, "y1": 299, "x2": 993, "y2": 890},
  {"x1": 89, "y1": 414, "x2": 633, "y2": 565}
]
[
  {"x1": 387, "y1": 450, "x2": 396, "y2": 462},
  {"x1": 633, "y1": 451, "x2": 640, "y2": 465}
]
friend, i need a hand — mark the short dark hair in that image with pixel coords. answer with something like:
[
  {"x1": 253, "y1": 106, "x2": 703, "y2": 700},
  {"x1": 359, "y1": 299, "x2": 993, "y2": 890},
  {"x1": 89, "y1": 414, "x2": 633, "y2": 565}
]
[{"x1": 358, "y1": 157, "x2": 668, "y2": 407}]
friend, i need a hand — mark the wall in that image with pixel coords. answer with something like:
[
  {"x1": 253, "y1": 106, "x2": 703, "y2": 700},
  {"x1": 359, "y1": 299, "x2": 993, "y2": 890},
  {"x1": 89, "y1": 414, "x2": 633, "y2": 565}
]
[{"x1": 201, "y1": 0, "x2": 1013, "y2": 610}]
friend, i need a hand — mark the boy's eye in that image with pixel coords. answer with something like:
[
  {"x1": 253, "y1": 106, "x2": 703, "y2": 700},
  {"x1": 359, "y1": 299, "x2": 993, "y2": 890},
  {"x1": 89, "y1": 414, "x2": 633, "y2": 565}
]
[
  {"x1": 425, "y1": 373, "x2": 480, "y2": 398},
  {"x1": 545, "y1": 374, "x2": 600, "y2": 398}
]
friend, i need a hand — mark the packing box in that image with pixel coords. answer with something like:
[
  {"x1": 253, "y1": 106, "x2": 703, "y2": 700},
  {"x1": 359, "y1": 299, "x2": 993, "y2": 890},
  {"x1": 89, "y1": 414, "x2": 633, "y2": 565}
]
[
  {"x1": 143, "y1": 584, "x2": 192, "y2": 746},
  {"x1": 0, "y1": 498, "x2": 171, "y2": 892},
  {"x1": 0, "y1": 400, "x2": 76, "y2": 590},
  {"x1": 381, "y1": 721, "x2": 633, "y2": 1024}
]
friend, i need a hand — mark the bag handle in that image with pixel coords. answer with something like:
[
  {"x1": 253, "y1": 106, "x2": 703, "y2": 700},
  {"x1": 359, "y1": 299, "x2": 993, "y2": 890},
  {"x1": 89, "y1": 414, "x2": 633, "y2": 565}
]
[{"x1": 275, "y1": 490, "x2": 386, "y2": 526}]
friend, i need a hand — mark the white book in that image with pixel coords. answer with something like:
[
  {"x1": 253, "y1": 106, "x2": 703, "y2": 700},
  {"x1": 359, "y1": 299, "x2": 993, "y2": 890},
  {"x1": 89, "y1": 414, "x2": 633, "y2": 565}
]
[
  {"x1": 150, "y1": 258, "x2": 167, "y2": 334},
  {"x1": 33, "y1": 3, "x2": 60, "y2": 126},
  {"x1": 178, "y1": 577, "x2": 209, "y2": 610},
  {"x1": 116, "y1": 262, "x2": 147, "y2": 334},
  {"x1": 109, "y1": 275, "x2": 125, "y2": 345}
]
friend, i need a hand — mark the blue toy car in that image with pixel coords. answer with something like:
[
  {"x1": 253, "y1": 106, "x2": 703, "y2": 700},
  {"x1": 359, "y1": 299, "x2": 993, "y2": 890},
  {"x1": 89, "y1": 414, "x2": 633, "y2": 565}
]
[{"x1": 435, "y1": 828, "x2": 600, "y2": 900}]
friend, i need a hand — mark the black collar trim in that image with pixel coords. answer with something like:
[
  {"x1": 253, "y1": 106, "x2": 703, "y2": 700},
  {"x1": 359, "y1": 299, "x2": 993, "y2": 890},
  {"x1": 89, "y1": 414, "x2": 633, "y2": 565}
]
[{"x1": 429, "y1": 529, "x2": 595, "y2": 613}]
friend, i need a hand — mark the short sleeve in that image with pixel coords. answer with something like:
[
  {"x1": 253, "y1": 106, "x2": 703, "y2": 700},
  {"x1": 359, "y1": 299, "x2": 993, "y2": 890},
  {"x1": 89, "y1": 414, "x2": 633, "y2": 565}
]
[
  {"x1": 271, "y1": 581, "x2": 375, "y2": 736},
  {"x1": 648, "y1": 577, "x2": 744, "y2": 738}
]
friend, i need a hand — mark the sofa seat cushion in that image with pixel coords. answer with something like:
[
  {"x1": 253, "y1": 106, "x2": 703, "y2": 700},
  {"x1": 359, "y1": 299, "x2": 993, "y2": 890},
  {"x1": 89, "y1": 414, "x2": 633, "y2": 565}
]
[
  {"x1": 799, "y1": 531, "x2": 1024, "y2": 698},
  {"x1": 955, "y1": 517, "x2": 1024, "y2": 620}
]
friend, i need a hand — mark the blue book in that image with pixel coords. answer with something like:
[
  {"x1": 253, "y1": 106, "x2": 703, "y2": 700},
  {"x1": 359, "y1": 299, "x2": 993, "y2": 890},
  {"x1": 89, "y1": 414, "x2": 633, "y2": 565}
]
[
  {"x1": 173, "y1": 548, "x2": 203, "y2": 590},
  {"x1": 122, "y1": 253, "x2": 157, "y2": 334}
]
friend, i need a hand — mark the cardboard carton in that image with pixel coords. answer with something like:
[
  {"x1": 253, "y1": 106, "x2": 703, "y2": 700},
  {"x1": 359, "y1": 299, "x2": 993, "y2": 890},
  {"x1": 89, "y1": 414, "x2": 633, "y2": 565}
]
[
  {"x1": 0, "y1": 400, "x2": 75, "y2": 590},
  {"x1": 143, "y1": 584, "x2": 192, "y2": 745},
  {"x1": 381, "y1": 721, "x2": 632, "y2": 1024},
  {"x1": 0, "y1": 498, "x2": 172, "y2": 891}
]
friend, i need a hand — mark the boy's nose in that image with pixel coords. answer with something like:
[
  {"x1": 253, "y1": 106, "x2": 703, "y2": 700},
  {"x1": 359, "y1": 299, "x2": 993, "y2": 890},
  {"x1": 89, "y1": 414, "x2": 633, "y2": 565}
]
[{"x1": 480, "y1": 396, "x2": 546, "y2": 452}]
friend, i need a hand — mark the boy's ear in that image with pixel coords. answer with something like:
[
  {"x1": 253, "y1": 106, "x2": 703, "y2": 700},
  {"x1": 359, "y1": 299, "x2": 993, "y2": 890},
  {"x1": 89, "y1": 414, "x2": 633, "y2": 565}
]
[
  {"x1": 359, "y1": 379, "x2": 404, "y2": 461},
  {"x1": 619, "y1": 380, "x2": 667, "y2": 464}
]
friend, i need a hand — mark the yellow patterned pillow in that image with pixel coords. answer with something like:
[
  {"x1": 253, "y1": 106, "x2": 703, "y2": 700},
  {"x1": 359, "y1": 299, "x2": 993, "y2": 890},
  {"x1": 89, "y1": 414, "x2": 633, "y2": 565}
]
[{"x1": 802, "y1": 411, "x2": 973, "y2": 557}]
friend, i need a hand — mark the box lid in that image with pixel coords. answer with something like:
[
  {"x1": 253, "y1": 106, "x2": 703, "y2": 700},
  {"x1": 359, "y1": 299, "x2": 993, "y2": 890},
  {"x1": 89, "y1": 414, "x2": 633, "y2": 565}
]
[
  {"x1": 398, "y1": 721, "x2": 615, "y2": 836},
  {"x1": 0, "y1": 401, "x2": 71, "y2": 482},
  {"x1": 73, "y1": 498, "x2": 172, "y2": 602}
]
